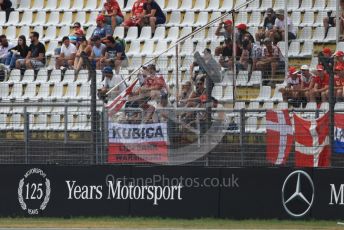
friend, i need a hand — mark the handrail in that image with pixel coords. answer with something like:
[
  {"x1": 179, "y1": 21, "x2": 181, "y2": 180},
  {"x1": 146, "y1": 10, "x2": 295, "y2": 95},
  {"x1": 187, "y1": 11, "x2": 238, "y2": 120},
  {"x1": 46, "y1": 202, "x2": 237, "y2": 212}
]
[{"x1": 106, "y1": 0, "x2": 257, "y2": 96}]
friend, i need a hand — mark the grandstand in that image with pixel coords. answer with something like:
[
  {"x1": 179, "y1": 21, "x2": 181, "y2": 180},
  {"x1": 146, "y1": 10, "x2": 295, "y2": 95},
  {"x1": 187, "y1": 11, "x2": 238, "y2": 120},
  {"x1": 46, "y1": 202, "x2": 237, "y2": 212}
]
[{"x1": 0, "y1": 0, "x2": 342, "y2": 165}]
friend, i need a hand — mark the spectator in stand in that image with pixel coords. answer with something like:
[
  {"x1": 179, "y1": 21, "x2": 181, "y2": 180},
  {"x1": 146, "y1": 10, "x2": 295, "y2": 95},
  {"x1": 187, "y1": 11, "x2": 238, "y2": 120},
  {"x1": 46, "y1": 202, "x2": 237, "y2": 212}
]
[
  {"x1": 56, "y1": 36, "x2": 77, "y2": 70},
  {"x1": 318, "y1": 47, "x2": 334, "y2": 71},
  {"x1": 0, "y1": 35, "x2": 14, "y2": 64},
  {"x1": 69, "y1": 22, "x2": 85, "y2": 47},
  {"x1": 186, "y1": 77, "x2": 206, "y2": 108},
  {"x1": 5, "y1": 35, "x2": 29, "y2": 70},
  {"x1": 251, "y1": 39, "x2": 263, "y2": 71},
  {"x1": 142, "y1": 0, "x2": 166, "y2": 35},
  {"x1": 90, "y1": 35, "x2": 106, "y2": 70},
  {"x1": 334, "y1": 51, "x2": 344, "y2": 71},
  {"x1": 256, "y1": 37, "x2": 284, "y2": 82},
  {"x1": 334, "y1": 65, "x2": 344, "y2": 101},
  {"x1": 235, "y1": 23, "x2": 255, "y2": 49},
  {"x1": 255, "y1": 8, "x2": 276, "y2": 42},
  {"x1": 74, "y1": 36, "x2": 92, "y2": 74},
  {"x1": 269, "y1": 9, "x2": 296, "y2": 43},
  {"x1": 299, "y1": 65, "x2": 315, "y2": 103},
  {"x1": 100, "y1": 35, "x2": 128, "y2": 73},
  {"x1": 324, "y1": 0, "x2": 344, "y2": 39},
  {"x1": 178, "y1": 81, "x2": 192, "y2": 107},
  {"x1": 98, "y1": 66, "x2": 125, "y2": 100},
  {"x1": 237, "y1": 39, "x2": 250, "y2": 72},
  {"x1": 215, "y1": 20, "x2": 233, "y2": 56},
  {"x1": 102, "y1": 0, "x2": 124, "y2": 31},
  {"x1": 0, "y1": 0, "x2": 13, "y2": 21},
  {"x1": 92, "y1": 14, "x2": 113, "y2": 41},
  {"x1": 310, "y1": 64, "x2": 329, "y2": 102},
  {"x1": 218, "y1": 38, "x2": 233, "y2": 69},
  {"x1": 123, "y1": 0, "x2": 146, "y2": 30},
  {"x1": 138, "y1": 64, "x2": 168, "y2": 100},
  {"x1": 279, "y1": 66, "x2": 301, "y2": 104},
  {"x1": 16, "y1": 32, "x2": 45, "y2": 70}
]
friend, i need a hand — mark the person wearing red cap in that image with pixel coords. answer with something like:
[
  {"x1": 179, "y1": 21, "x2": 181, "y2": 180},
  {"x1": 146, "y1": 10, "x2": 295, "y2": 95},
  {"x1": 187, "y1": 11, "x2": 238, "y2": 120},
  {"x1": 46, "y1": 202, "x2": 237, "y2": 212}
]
[
  {"x1": 269, "y1": 9, "x2": 296, "y2": 43},
  {"x1": 335, "y1": 51, "x2": 344, "y2": 72},
  {"x1": 122, "y1": 0, "x2": 147, "y2": 30},
  {"x1": 92, "y1": 14, "x2": 113, "y2": 40},
  {"x1": 255, "y1": 8, "x2": 276, "y2": 42},
  {"x1": 333, "y1": 65, "x2": 344, "y2": 101},
  {"x1": 318, "y1": 47, "x2": 334, "y2": 71},
  {"x1": 279, "y1": 66, "x2": 301, "y2": 103},
  {"x1": 215, "y1": 19, "x2": 233, "y2": 56},
  {"x1": 310, "y1": 64, "x2": 330, "y2": 102},
  {"x1": 102, "y1": 0, "x2": 124, "y2": 31}
]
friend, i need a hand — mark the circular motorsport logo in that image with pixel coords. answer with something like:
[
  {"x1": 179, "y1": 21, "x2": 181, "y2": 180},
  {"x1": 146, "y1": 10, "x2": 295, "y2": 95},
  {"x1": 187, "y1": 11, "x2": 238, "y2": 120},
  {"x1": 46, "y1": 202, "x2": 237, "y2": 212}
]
[{"x1": 18, "y1": 168, "x2": 51, "y2": 215}]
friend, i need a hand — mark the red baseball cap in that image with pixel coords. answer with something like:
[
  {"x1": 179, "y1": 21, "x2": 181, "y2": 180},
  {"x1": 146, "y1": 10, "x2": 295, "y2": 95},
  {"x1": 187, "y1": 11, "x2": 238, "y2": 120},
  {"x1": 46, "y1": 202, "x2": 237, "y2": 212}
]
[
  {"x1": 316, "y1": 64, "x2": 325, "y2": 71},
  {"x1": 96, "y1": 14, "x2": 105, "y2": 22},
  {"x1": 323, "y1": 47, "x2": 331, "y2": 54},
  {"x1": 289, "y1": 66, "x2": 298, "y2": 75},
  {"x1": 335, "y1": 51, "x2": 344, "y2": 57},
  {"x1": 224, "y1": 20, "x2": 233, "y2": 26},
  {"x1": 236, "y1": 23, "x2": 247, "y2": 31}
]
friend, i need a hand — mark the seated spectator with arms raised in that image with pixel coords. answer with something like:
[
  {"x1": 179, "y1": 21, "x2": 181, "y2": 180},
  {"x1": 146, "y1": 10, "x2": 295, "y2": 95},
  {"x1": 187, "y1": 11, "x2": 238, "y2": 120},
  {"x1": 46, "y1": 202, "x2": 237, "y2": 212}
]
[
  {"x1": 215, "y1": 20, "x2": 233, "y2": 56},
  {"x1": 142, "y1": 0, "x2": 166, "y2": 34},
  {"x1": 56, "y1": 36, "x2": 77, "y2": 70},
  {"x1": 16, "y1": 32, "x2": 45, "y2": 70},
  {"x1": 102, "y1": 0, "x2": 124, "y2": 31}
]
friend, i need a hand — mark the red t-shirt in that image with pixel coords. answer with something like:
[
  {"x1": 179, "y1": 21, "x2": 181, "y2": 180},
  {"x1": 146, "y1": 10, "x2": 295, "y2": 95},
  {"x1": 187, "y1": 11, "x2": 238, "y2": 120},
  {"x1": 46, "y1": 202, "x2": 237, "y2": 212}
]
[
  {"x1": 334, "y1": 75, "x2": 344, "y2": 87},
  {"x1": 314, "y1": 73, "x2": 329, "y2": 89},
  {"x1": 104, "y1": 0, "x2": 124, "y2": 18},
  {"x1": 335, "y1": 61, "x2": 344, "y2": 70},
  {"x1": 143, "y1": 75, "x2": 167, "y2": 90},
  {"x1": 132, "y1": 0, "x2": 146, "y2": 17}
]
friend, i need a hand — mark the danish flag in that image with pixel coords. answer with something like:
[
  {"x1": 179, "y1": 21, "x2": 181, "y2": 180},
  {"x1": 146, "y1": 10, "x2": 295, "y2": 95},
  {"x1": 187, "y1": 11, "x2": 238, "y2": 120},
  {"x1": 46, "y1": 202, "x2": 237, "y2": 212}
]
[
  {"x1": 266, "y1": 110, "x2": 293, "y2": 165},
  {"x1": 293, "y1": 112, "x2": 330, "y2": 167}
]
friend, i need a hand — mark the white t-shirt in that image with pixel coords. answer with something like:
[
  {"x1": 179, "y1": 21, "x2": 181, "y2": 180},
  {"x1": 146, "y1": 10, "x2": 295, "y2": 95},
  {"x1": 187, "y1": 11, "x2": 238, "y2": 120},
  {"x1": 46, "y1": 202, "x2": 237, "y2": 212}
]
[
  {"x1": 104, "y1": 74, "x2": 126, "y2": 94},
  {"x1": 61, "y1": 43, "x2": 77, "y2": 58},
  {"x1": 274, "y1": 17, "x2": 296, "y2": 35}
]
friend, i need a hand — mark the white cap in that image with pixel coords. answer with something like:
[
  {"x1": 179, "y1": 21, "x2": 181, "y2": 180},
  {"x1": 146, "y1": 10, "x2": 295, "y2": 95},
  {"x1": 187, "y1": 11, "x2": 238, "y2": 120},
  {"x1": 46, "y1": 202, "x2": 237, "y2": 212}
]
[{"x1": 301, "y1": 65, "x2": 309, "y2": 70}]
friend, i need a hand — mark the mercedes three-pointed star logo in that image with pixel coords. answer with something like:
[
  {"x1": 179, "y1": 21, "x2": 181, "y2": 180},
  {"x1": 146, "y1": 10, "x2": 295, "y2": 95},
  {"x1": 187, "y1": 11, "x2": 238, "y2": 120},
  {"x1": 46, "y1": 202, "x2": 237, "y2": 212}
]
[{"x1": 282, "y1": 170, "x2": 314, "y2": 218}]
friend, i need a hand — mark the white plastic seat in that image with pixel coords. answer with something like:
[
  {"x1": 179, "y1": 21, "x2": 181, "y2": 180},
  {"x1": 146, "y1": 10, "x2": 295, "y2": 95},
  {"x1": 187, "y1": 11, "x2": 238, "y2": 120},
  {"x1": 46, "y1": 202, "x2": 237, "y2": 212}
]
[
  {"x1": 192, "y1": 29, "x2": 205, "y2": 42},
  {"x1": 291, "y1": 11, "x2": 301, "y2": 27},
  {"x1": 49, "y1": 69, "x2": 62, "y2": 83},
  {"x1": 21, "y1": 70, "x2": 35, "y2": 84},
  {"x1": 219, "y1": 0, "x2": 233, "y2": 12},
  {"x1": 335, "y1": 102, "x2": 344, "y2": 113},
  {"x1": 9, "y1": 114, "x2": 23, "y2": 131},
  {"x1": 17, "y1": 0, "x2": 31, "y2": 11},
  {"x1": 297, "y1": 26, "x2": 312, "y2": 42},
  {"x1": 178, "y1": 0, "x2": 192, "y2": 11},
  {"x1": 192, "y1": 0, "x2": 206, "y2": 11},
  {"x1": 153, "y1": 41, "x2": 168, "y2": 56},
  {"x1": 298, "y1": 0, "x2": 313, "y2": 11},
  {"x1": 31, "y1": 0, "x2": 44, "y2": 11},
  {"x1": 46, "y1": 41, "x2": 59, "y2": 56},
  {"x1": 45, "y1": 12, "x2": 60, "y2": 26},
  {"x1": 18, "y1": 11, "x2": 32, "y2": 26},
  {"x1": 287, "y1": 0, "x2": 300, "y2": 11},
  {"x1": 123, "y1": 0, "x2": 135, "y2": 12},
  {"x1": 48, "y1": 83, "x2": 64, "y2": 100},
  {"x1": 22, "y1": 83, "x2": 37, "y2": 100},
  {"x1": 69, "y1": 0, "x2": 84, "y2": 11},
  {"x1": 235, "y1": 12, "x2": 248, "y2": 25},
  {"x1": 256, "y1": 117, "x2": 267, "y2": 134},
  {"x1": 137, "y1": 27, "x2": 152, "y2": 42},
  {"x1": 205, "y1": 26, "x2": 222, "y2": 43},
  {"x1": 165, "y1": 27, "x2": 179, "y2": 42},
  {"x1": 326, "y1": 0, "x2": 336, "y2": 11},
  {"x1": 247, "y1": 71, "x2": 262, "y2": 86},
  {"x1": 255, "y1": 86, "x2": 271, "y2": 102},
  {"x1": 31, "y1": 114, "x2": 47, "y2": 131},
  {"x1": 194, "y1": 41, "x2": 207, "y2": 53},
  {"x1": 259, "y1": 0, "x2": 273, "y2": 11},
  {"x1": 155, "y1": 0, "x2": 165, "y2": 10},
  {"x1": 84, "y1": 12, "x2": 98, "y2": 27},
  {"x1": 32, "y1": 11, "x2": 46, "y2": 26},
  {"x1": 319, "y1": 102, "x2": 329, "y2": 115},
  {"x1": 180, "y1": 12, "x2": 195, "y2": 27},
  {"x1": 78, "y1": 83, "x2": 90, "y2": 100},
  {"x1": 205, "y1": 0, "x2": 219, "y2": 11},
  {"x1": 18, "y1": 26, "x2": 30, "y2": 40},
  {"x1": 63, "y1": 83, "x2": 78, "y2": 100},
  {"x1": 271, "y1": 86, "x2": 283, "y2": 102},
  {"x1": 179, "y1": 27, "x2": 193, "y2": 40},
  {"x1": 0, "y1": 12, "x2": 6, "y2": 25},
  {"x1": 42, "y1": 26, "x2": 57, "y2": 42},
  {"x1": 84, "y1": 0, "x2": 98, "y2": 11},
  {"x1": 140, "y1": 40, "x2": 155, "y2": 57},
  {"x1": 4, "y1": 11, "x2": 19, "y2": 26},
  {"x1": 151, "y1": 27, "x2": 165, "y2": 42},
  {"x1": 314, "y1": 11, "x2": 327, "y2": 27},
  {"x1": 236, "y1": 71, "x2": 249, "y2": 86},
  {"x1": 73, "y1": 11, "x2": 86, "y2": 25},
  {"x1": 302, "y1": 102, "x2": 317, "y2": 119},
  {"x1": 259, "y1": 102, "x2": 274, "y2": 118},
  {"x1": 211, "y1": 85, "x2": 223, "y2": 101},
  {"x1": 44, "y1": 0, "x2": 57, "y2": 11},
  {"x1": 222, "y1": 86, "x2": 233, "y2": 101},
  {"x1": 273, "y1": 0, "x2": 285, "y2": 10},
  {"x1": 126, "y1": 27, "x2": 138, "y2": 42},
  {"x1": 299, "y1": 41, "x2": 314, "y2": 58},
  {"x1": 313, "y1": 0, "x2": 325, "y2": 11},
  {"x1": 166, "y1": 11, "x2": 181, "y2": 27},
  {"x1": 5, "y1": 26, "x2": 16, "y2": 41},
  {"x1": 62, "y1": 70, "x2": 76, "y2": 84},
  {"x1": 247, "y1": 11, "x2": 261, "y2": 27},
  {"x1": 324, "y1": 27, "x2": 336, "y2": 42},
  {"x1": 34, "y1": 83, "x2": 50, "y2": 100},
  {"x1": 56, "y1": 26, "x2": 71, "y2": 41},
  {"x1": 47, "y1": 114, "x2": 63, "y2": 131},
  {"x1": 246, "y1": 101, "x2": 260, "y2": 117},
  {"x1": 246, "y1": 0, "x2": 260, "y2": 12},
  {"x1": 55, "y1": 0, "x2": 71, "y2": 11},
  {"x1": 7, "y1": 69, "x2": 21, "y2": 84},
  {"x1": 58, "y1": 12, "x2": 73, "y2": 27},
  {"x1": 9, "y1": 84, "x2": 23, "y2": 101},
  {"x1": 165, "y1": 0, "x2": 179, "y2": 12},
  {"x1": 0, "y1": 83, "x2": 10, "y2": 101},
  {"x1": 288, "y1": 41, "x2": 300, "y2": 57},
  {"x1": 85, "y1": 26, "x2": 96, "y2": 40},
  {"x1": 113, "y1": 26, "x2": 125, "y2": 39},
  {"x1": 194, "y1": 12, "x2": 208, "y2": 27},
  {"x1": 277, "y1": 102, "x2": 288, "y2": 110},
  {"x1": 179, "y1": 39, "x2": 194, "y2": 57},
  {"x1": 33, "y1": 26, "x2": 44, "y2": 38},
  {"x1": 234, "y1": 0, "x2": 246, "y2": 9},
  {"x1": 126, "y1": 40, "x2": 141, "y2": 57},
  {"x1": 313, "y1": 26, "x2": 325, "y2": 42},
  {"x1": 0, "y1": 114, "x2": 9, "y2": 130},
  {"x1": 75, "y1": 70, "x2": 89, "y2": 84}
]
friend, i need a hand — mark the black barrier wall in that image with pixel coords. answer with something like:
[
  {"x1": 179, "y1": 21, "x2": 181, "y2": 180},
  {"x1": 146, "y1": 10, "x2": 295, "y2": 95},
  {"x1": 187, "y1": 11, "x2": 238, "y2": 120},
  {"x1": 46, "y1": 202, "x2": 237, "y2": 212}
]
[{"x1": 0, "y1": 166, "x2": 343, "y2": 219}]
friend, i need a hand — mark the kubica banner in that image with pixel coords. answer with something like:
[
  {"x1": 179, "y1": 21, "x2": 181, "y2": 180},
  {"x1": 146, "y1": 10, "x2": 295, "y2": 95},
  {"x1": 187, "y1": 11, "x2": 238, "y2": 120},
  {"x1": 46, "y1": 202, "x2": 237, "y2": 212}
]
[
  {"x1": 108, "y1": 123, "x2": 168, "y2": 163},
  {"x1": 0, "y1": 166, "x2": 343, "y2": 219}
]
